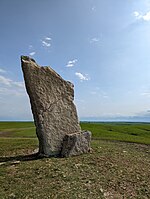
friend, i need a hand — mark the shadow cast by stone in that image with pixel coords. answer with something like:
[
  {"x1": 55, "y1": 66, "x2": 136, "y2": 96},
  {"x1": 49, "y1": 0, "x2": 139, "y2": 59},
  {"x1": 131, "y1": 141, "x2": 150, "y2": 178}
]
[{"x1": 0, "y1": 153, "x2": 41, "y2": 163}]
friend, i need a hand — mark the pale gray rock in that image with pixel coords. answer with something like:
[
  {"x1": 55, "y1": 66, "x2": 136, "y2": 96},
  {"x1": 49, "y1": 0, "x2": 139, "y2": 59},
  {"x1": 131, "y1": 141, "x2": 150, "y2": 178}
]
[
  {"x1": 21, "y1": 56, "x2": 81, "y2": 156},
  {"x1": 61, "y1": 131, "x2": 92, "y2": 157},
  {"x1": 21, "y1": 56, "x2": 81, "y2": 157}
]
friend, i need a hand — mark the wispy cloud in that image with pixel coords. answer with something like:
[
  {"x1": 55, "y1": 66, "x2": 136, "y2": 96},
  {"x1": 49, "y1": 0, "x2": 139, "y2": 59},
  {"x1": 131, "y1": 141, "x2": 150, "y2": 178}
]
[
  {"x1": 29, "y1": 51, "x2": 36, "y2": 56},
  {"x1": 133, "y1": 11, "x2": 140, "y2": 18},
  {"x1": 90, "y1": 89, "x2": 108, "y2": 98},
  {"x1": 66, "y1": 59, "x2": 77, "y2": 67},
  {"x1": 133, "y1": 10, "x2": 150, "y2": 21},
  {"x1": 0, "y1": 75, "x2": 11, "y2": 86},
  {"x1": 45, "y1": 37, "x2": 51, "y2": 41},
  {"x1": 81, "y1": 110, "x2": 150, "y2": 122},
  {"x1": 13, "y1": 81, "x2": 24, "y2": 88},
  {"x1": 0, "y1": 73, "x2": 32, "y2": 120},
  {"x1": 42, "y1": 41, "x2": 51, "y2": 47},
  {"x1": 29, "y1": 45, "x2": 33, "y2": 49},
  {"x1": 42, "y1": 36, "x2": 52, "y2": 47},
  {"x1": 0, "y1": 75, "x2": 24, "y2": 88},
  {"x1": 0, "y1": 68, "x2": 6, "y2": 73},
  {"x1": 90, "y1": 91, "x2": 97, "y2": 95},
  {"x1": 140, "y1": 91, "x2": 150, "y2": 97},
  {"x1": 75, "y1": 72, "x2": 90, "y2": 81},
  {"x1": 91, "y1": 6, "x2": 96, "y2": 11},
  {"x1": 90, "y1": 37, "x2": 100, "y2": 43},
  {"x1": 28, "y1": 45, "x2": 36, "y2": 56}
]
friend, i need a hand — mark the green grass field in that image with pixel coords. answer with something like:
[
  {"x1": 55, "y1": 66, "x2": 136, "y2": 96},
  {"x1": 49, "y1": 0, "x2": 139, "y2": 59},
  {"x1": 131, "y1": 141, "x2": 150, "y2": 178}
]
[
  {"x1": 81, "y1": 122, "x2": 150, "y2": 144},
  {"x1": 0, "y1": 122, "x2": 150, "y2": 198},
  {"x1": 0, "y1": 122, "x2": 36, "y2": 138},
  {"x1": 0, "y1": 121, "x2": 150, "y2": 144}
]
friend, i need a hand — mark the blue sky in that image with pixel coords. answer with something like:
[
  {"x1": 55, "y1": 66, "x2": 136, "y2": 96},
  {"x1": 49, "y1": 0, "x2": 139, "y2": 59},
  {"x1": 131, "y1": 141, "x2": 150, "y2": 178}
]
[{"x1": 1, "y1": 0, "x2": 150, "y2": 121}]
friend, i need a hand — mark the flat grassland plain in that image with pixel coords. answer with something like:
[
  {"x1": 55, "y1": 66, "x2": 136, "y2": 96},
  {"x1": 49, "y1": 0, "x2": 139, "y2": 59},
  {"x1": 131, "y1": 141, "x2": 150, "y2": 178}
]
[{"x1": 0, "y1": 122, "x2": 150, "y2": 199}]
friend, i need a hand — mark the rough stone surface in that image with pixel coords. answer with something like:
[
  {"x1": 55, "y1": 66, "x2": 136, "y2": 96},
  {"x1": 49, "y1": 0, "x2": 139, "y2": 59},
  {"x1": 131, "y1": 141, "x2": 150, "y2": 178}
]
[
  {"x1": 21, "y1": 56, "x2": 82, "y2": 156},
  {"x1": 21, "y1": 56, "x2": 92, "y2": 157},
  {"x1": 61, "y1": 131, "x2": 91, "y2": 157}
]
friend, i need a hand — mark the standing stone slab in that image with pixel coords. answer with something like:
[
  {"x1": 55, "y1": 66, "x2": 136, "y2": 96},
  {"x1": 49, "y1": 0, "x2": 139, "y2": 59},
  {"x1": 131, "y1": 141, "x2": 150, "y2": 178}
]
[{"x1": 21, "y1": 56, "x2": 81, "y2": 156}]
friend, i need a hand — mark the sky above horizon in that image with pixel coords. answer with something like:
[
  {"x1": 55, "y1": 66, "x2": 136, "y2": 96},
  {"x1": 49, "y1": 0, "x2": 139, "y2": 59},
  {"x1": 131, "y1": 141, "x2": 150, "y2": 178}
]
[{"x1": 1, "y1": 0, "x2": 150, "y2": 121}]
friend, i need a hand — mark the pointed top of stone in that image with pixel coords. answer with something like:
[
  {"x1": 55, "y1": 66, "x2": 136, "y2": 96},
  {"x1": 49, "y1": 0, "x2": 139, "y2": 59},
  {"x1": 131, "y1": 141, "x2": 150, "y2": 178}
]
[
  {"x1": 21, "y1": 55, "x2": 36, "y2": 63},
  {"x1": 21, "y1": 55, "x2": 70, "y2": 84}
]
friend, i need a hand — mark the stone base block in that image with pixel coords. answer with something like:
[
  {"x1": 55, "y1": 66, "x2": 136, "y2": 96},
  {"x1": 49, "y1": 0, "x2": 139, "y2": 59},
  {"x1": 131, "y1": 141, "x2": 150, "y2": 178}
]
[{"x1": 61, "y1": 131, "x2": 92, "y2": 157}]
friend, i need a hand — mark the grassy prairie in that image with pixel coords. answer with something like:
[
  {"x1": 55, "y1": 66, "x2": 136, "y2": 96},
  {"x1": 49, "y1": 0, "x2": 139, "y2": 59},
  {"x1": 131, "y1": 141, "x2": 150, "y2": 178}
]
[
  {"x1": 1, "y1": 121, "x2": 150, "y2": 144},
  {"x1": 0, "y1": 121, "x2": 150, "y2": 198},
  {"x1": 81, "y1": 122, "x2": 150, "y2": 144},
  {"x1": 0, "y1": 122, "x2": 36, "y2": 138}
]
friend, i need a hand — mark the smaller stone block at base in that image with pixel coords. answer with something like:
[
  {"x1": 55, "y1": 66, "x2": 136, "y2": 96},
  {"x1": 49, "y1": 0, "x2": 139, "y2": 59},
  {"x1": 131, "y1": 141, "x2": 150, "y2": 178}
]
[{"x1": 61, "y1": 131, "x2": 92, "y2": 157}]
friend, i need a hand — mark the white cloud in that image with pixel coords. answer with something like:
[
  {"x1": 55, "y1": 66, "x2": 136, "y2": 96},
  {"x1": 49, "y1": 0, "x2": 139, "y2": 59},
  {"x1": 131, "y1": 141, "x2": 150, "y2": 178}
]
[
  {"x1": 141, "y1": 91, "x2": 150, "y2": 97},
  {"x1": 143, "y1": 11, "x2": 150, "y2": 21},
  {"x1": 0, "y1": 75, "x2": 25, "y2": 88},
  {"x1": 0, "y1": 74, "x2": 32, "y2": 120},
  {"x1": 45, "y1": 37, "x2": 52, "y2": 41},
  {"x1": 133, "y1": 10, "x2": 150, "y2": 21},
  {"x1": 90, "y1": 91, "x2": 97, "y2": 95},
  {"x1": 91, "y1": 6, "x2": 96, "y2": 11},
  {"x1": 28, "y1": 45, "x2": 36, "y2": 56},
  {"x1": 66, "y1": 59, "x2": 78, "y2": 67},
  {"x1": 0, "y1": 75, "x2": 12, "y2": 86},
  {"x1": 13, "y1": 81, "x2": 25, "y2": 88},
  {"x1": 0, "y1": 68, "x2": 6, "y2": 73},
  {"x1": 133, "y1": 11, "x2": 140, "y2": 18},
  {"x1": 75, "y1": 72, "x2": 90, "y2": 81},
  {"x1": 90, "y1": 89, "x2": 109, "y2": 98},
  {"x1": 42, "y1": 36, "x2": 52, "y2": 47},
  {"x1": 90, "y1": 37, "x2": 100, "y2": 43},
  {"x1": 29, "y1": 51, "x2": 36, "y2": 56},
  {"x1": 29, "y1": 45, "x2": 33, "y2": 49},
  {"x1": 42, "y1": 40, "x2": 51, "y2": 47}
]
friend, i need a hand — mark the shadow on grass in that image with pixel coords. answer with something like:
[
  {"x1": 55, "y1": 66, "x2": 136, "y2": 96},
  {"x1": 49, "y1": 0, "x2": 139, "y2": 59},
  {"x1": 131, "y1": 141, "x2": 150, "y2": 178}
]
[{"x1": 0, "y1": 153, "x2": 43, "y2": 163}]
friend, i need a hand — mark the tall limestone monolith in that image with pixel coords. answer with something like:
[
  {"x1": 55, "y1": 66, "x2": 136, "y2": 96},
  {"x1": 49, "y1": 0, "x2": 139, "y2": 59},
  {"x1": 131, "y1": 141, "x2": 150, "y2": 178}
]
[{"x1": 21, "y1": 56, "x2": 91, "y2": 157}]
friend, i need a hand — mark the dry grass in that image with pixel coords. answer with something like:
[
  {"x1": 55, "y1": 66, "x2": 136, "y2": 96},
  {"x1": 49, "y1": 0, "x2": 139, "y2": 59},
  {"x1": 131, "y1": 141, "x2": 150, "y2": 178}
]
[{"x1": 0, "y1": 139, "x2": 150, "y2": 199}]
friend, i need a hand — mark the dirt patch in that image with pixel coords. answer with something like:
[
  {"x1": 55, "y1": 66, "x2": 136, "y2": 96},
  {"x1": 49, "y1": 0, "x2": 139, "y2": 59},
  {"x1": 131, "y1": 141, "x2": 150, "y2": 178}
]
[{"x1": 0, "y1": 131, "x2": 13, "y2": 137}]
